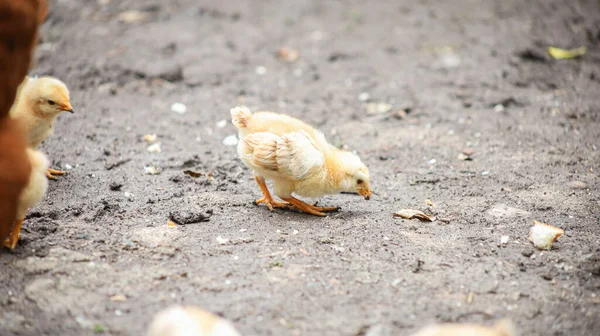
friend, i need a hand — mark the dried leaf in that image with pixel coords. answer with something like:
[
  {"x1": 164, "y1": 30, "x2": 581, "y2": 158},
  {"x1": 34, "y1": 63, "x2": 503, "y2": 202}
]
[
  {"x1": 393, "y1": 209, "x2": 435, "y2": 222},
  {"x1": 183, "y1": 170, "x2": 204, "y2": 178},
  {"x1": 529, "y1": 220, "x2": 564, "y2": 250},
  {"x1": 118, "y1": 10, "x2": 150, "y2": 24},
  {"x1": 167, "y1": 220, "x2": 177, "y2": 228},
  {"x1": 365, "y1": 102, "x2": 392, "y2": 115},
  {"x1": 110, "y1": 294, "x2": 127, "y2": 302},
  {"x1": 548, "y1": 46, "x2": 585, "y2": 60},
  {"x1": 142, "y1": 134, "x2": 157, "y2": 142}
]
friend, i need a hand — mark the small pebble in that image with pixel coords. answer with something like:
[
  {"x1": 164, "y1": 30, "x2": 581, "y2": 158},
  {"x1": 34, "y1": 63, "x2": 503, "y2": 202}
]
[
  {"x1": 109, "y1": 182, "x2": 123, "y2": 191},
  {"x1": 223, "y1": 135, "x2": 238, "y2": 146},
  {"x1": 171, "y1": 102, "x2": 187, "y2": 114},
  {"x1": 568, "y1": 181, "x2": 587, "y2": 189},
  {"x1": 358, "y1": 92, "x2": 370, "y2": 102},
  {"x1": 169, "y1": 210, "x2": 211, "y2": 225},
  {"x1": 255, "y1": 66, "x2": 267, "y2": 75}
]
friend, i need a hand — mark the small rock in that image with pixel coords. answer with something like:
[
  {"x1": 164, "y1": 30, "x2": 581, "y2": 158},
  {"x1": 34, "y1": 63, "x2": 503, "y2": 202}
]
[
  {"x1": 171, "y1": 102, "x2": 187, "y2": 114},
  {"x1": 216, "y1": 236, "x2": 229, "y2": 245},
  {"x1": 521, "y1": 250, "x2": 534, "y2": 258},
  {"x1": 144, "y1": 165, "x2": 160, "y2": 175},
  {"x1": 169, "y1": 210, "x2": 211, "y2": 225},
  {"x1": 216, "y1": 120, "x2": 227, "y2": 128},
  {"x1": 358, "y1": 92, "x2": 370, "y2": 102},
  {"x1": 568, "y1": 181, "x2": 587, "y2": 189},
  {"x1": 365, "y1": 102, "x2": 392, "y2": 115},
  {"x1": 255, "y1": 66, "x2": 267, "y2": 75},
  {"x1": 223, "y1": 135, "x2": 238, "y2": 146},
  {"x1": 124, "y1": 192, "x2": 135, "y2": 202},
  {"x1": 411, "y1": 259, "x2": 424, "y2": 273},
  {"x1": 462, "y1": 148, "x2": 476, "y2": 156},
  {"x1": 109, "y1": 182, "x2": 123, "y2": 191},
  {"x1": 147, "y1": 143, "x2": 161, "y2": 153},
  {"x1": 487, "y1": 204, "x2": 529, "y2": 219}
]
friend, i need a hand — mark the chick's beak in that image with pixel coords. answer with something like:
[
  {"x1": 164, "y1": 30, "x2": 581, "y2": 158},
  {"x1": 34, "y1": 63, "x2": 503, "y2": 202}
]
[
  {"x1": 359, "y1": 188, "x2": 371, "y2": 200},
  {"x1": 62, "y1": 103, "x2": 74, "y2": 113}
]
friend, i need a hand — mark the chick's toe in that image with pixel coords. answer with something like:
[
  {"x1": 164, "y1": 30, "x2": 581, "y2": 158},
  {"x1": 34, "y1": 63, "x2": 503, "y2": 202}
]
[
  {"x1": 255, "y1": 197, "x2": 290, "y2": 211},
  {"x1": 46, "y1": 168, "x2": 66, "y2": 180}
]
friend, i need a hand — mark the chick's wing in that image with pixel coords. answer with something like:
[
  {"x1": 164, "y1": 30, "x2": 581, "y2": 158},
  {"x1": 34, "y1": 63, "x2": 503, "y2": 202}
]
[{"x1": 243, "y1": 131, "x2": 324, "y2": 180}]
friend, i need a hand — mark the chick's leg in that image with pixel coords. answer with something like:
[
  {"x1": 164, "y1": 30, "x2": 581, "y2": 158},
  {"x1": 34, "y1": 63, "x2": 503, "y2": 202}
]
[
  {"x1": 282, "y1": 197, "x2": 328, "y2": 217},
  {"x1": 3, "y1": 219, "x2": 24, "y2": 250},
  {"x1": 254, "y1": 176, "x2": 289, "y2": 211},
  {"x1": 46, "y1": 168, "x2": 66, "y2": 180}
]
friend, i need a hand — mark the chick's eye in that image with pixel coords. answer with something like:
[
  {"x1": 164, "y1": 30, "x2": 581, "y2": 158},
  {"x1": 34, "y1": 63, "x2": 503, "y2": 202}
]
[
  {"x1": 357, "y1": 179, "x2": 363, "y2": 185},
  {"x1": 48, "y1": 100, "x2": 55, "y2": 105}
]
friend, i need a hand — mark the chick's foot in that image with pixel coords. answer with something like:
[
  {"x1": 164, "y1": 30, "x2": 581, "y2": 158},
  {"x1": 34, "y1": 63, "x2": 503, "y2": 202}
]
[
  {"x1": 3, "y1": 219, "x2": 23, "y2": 250},
  {"x1": 255, "y1": 197, "x2": 290, "y2": 211},
  {"x1": 283, "y1": 197, "x2": 329, "y2": 217},
  {"x1": 46, "y1": 168, "x2": 66, "y2": 180}
]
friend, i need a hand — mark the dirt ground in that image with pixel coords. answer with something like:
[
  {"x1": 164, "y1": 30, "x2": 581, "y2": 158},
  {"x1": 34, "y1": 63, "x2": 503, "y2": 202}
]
[{"x1": 1, "y1": 0, "x2": 599, "y2": 335}]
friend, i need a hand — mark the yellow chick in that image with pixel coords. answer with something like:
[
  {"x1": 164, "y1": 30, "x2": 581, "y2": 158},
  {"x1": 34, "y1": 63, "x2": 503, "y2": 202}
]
[
  {"x1": 230, "y1": 106, "x2": 371, "y2": 217},
  {"x1": 10, "y1": 76, "x2": 74, "y2": 179},
  {"x1": 411, "y1": 319, "x2": 515, "y2": 336},
  {"x1": 147, "y1": 306, "x2": 241, "y2": 336},
  {"x1": 4, "y1": 148, "x2": 49, "y2": 249}
]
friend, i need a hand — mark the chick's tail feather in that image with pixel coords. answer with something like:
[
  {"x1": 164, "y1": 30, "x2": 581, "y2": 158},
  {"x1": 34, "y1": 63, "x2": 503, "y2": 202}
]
[{"x1": 230, "y1": 106, "x2": 253, "y2": 130}]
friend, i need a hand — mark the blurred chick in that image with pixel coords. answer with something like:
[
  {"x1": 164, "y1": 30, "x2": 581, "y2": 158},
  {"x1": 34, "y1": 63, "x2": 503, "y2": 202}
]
[
  {"x1": 147, "y1": 306, "x2": 241, "y2": 336},
  {"x1": 231, "y1": 106, "x2": 371, "y2": 217},
  {"x1": 10, "y1": 76, "x2": 74, "y2": 179},
  {"x1": 0, "y1": 0, "x2": 47, "y2": 247},
  {"x1": 4, "y1": 148, "x2": 49, "y2": 249},
  {"x1": 412, "y1": 319, "x2": 515, "y2": 336}
]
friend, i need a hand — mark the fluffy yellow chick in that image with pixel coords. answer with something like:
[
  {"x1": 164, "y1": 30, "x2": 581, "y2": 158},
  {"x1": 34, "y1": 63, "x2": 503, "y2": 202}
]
[
  {"x1": 231, "y1": 106, "x2": 371, "y2": 217},
  {"x1": 10, "y1": 76, "x2": 74, "y2": 179},
  {"x1": 147, "y1": 306, "x2": 241, "y2": 336},
  {"x1": 4, "y1": 148, "x2": 49, "y2": 249},
  {"x1": 412, "y1": 319, "x2": 515, "y2": 336}
]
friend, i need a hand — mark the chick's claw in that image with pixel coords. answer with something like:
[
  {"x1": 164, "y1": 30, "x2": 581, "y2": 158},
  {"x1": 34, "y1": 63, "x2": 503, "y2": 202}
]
[
  {"x1": 3, "y1": 219, "x2": 24, "y2": 250},
  {"x1": 46, "y1": 168, "x2": 66, "y2": 180},
  {"x1": 254, "y1": 197, "x2": 290, "y2": 211}
]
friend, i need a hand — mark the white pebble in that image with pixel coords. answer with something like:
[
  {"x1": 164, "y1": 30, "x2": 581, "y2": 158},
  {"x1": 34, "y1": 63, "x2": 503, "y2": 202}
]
[
  {"x1": 255, "y1": 66, "x2": 267, "y2": 75},
  {"x1": 494, "y1": 104, "x2": 505, "y2": 112},
  {"x1": 223, "y1": 135, "x2": 238, "y2": 146},
  {"x1": 144, "y1": 166, "x2": 160, "y2": 175},
  {"x1": 358, "y1": 92, "x2": 370, "y2": 102},
  {"x1": 216, "y1": 120, "x2": 227, "y2": 128},
  {"x1": 216, "y1": 236, "x2": 229, "y2": 245},
  {"x1": 147, "y1": 143, "x2": 161, "y2": 153},
  {"x1": 171, "y1": 102, "x2": 187, "y2": 114}
]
